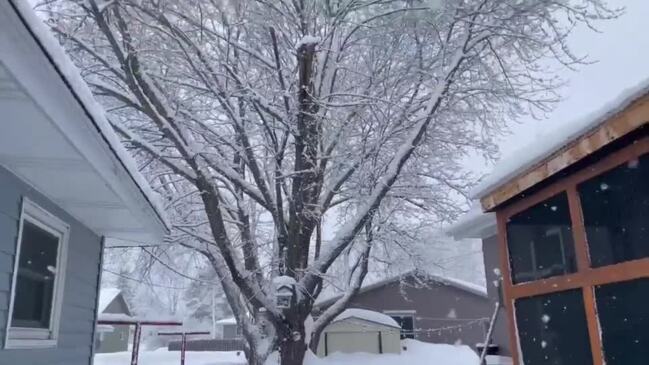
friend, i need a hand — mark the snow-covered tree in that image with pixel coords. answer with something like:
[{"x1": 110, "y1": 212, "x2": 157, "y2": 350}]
[{"x1": 42, "y1": 0, "x2": 617, "y2": 363}]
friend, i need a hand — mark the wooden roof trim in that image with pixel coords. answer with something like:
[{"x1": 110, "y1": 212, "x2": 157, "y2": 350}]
[{"x1": 481, "y1": 94, "x2": 649, "y2": 211}]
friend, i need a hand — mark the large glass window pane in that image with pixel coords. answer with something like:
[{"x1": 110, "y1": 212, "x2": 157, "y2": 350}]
[
  {"x1": 12, "y1": 220, "x2": 59, "y2": 329},
  {"x1": 506, "y1": 193, "x2": 578, "y2": 283},
  {"x1": 578, "y1": 153, "x2": 649, "y2": 267},
  {"x1": 515, "y1": 289, "x2": 592, "y2": 365},
  {"x1": 596, "y1": 278, "x2": 649, "y2": 364}
]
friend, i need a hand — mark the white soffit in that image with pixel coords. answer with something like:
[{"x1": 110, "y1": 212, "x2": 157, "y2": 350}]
[{"x1": 0, "y1": 2, "x2": 168, "y2": 243}]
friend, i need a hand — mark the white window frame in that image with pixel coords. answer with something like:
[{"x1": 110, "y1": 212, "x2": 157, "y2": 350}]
[{"x1": 4, "y1": 198, "x2": 70, "y2": 349}]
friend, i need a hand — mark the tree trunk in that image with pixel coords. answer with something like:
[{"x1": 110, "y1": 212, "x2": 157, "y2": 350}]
[
  {"x1": 279, "y1": 337, "x2": 307, "y2": 365},
  {"x1": 246, "y1": 351, "x2": 264, "y2": 365}
]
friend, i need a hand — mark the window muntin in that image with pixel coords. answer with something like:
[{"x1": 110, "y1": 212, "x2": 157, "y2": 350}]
[
  {"x1": 6, "y1": 199, "x2": 69, "y2": 348},
  {"x1": 515, "y1": 289, "x2": 592, "y2": 365},
  {"x1": 506, "y1": 192, "x2": 578, "y2": 284},
  {"x1": 578, "y1": 153, "x2": 649, "y2": 267},
  {"x1": 596, "y1": 278, "x2": 649, "y2": 365}
]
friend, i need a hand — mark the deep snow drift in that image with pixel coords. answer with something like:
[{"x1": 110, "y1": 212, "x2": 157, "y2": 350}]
[{"x1": 94, "y1": 339, "x2": 479, "y2": 365}]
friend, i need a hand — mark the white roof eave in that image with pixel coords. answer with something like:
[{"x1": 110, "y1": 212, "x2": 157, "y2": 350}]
[{"x1": 5, "y1": 1, "x2": 169, "y2": 241}]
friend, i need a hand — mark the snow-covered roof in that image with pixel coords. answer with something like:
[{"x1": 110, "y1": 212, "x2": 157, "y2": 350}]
[
  {"x1": 273, "y1": 275, "x2": 297, "y2": 289},
  {"x1": 95, "y1": 324, "x2": 115, "y2": 333},
  {"x1": 97, "y1": 313, "x2": 182, "y2": 325},
  {"x1": 446, "y1": 204, "x2": 496, "y2": 240},
  {"x1": 0, "y1": 1, "x2": 169, "y2": 243},
  {"x1": 472, "y1": 77, "x2": 649, "y2": 200},
  {"x1": 316, "y1": 270, "x2": 487, "y2": 308},
  {"x1": 215, "y1": 317, "x2": 237, "y2": 325},
  {"x1": 332, "y1": 308, "x2": 400, "y2": 328},
  {"x1": 98, "y1": 288, "x2": 123, "y2": 314},
  {"x1": 97, "y1": 313, "x2": 135, "y2": 322}
]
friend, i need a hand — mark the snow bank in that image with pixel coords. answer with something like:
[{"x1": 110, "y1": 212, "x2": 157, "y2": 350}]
[
  {"x1": 333, "y1": 308, "x2": 400, "y2": 328},
  {"x1": 95, "y1": 350, "x2": 246, "y2": 365},
  {"x1": 264, "y1": 339, "x2": 480, "y2": 365},
  {"x1": 472, "y1": 77, "x2": 649, "y2": 199},
  {"x1": 95, "y1": 341, "x2": 479, "y2": 365}
]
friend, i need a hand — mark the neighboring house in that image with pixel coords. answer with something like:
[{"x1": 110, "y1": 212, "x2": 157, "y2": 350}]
[
  {"x1": 314, "y1": 271, "x2": 495, "y2": 353},
  {"x1": 0, "y1": 2, "x2": 168, "y2": 365},
  {"x1": 315, "y1": 309, "x2": 401, "y2": 357},
  {"x1": 452, "y1": 80, "x2": 649, "y2": 365},
  {"x1": 95, "y1": 289, "x2": 132, "y2": 353},
  {"x1": 447, "y1": 207, "x2": 511, "y2": 360},
  {"x1": 215, "y1": 317, "x2": 242, "y2": 339}
]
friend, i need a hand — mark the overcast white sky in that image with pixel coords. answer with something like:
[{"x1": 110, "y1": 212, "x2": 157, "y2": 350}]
[{"x1": 474, "y1": 0, "x2": 649, "y2": 174}]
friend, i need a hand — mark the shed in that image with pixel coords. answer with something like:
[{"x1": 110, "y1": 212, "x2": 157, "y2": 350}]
[
  {"x1": 316, "y1": 308, "x2": 401, "y2": 357},
  {"x1": 215, "y1": 317, "x2": 242, "y2": 339}
]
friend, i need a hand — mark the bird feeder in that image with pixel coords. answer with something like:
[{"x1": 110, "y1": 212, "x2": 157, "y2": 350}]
[{"x1": 276, "y1": 283, "x2": 294, "y2": 309}]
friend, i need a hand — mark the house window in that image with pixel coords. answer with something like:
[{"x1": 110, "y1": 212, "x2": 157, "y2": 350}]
[
  {"x1": 5, "y1": 199, "x2": 69, "y2": 349},
  {"x1": 235, "y1": 325, "x2": 243, "y2": 338},
  {"x1": 385, "y1": 312, "x2": 415, "y2": 339},
  {"x1": 578, "y1": 152, "x2": 649, "y2": 267},
  {"x1": 515, "y1": 289, "x2": 592, "y2": 365},
  {"x1": 506, "y1": 192, "x2": 577, "y2": 284},
  {"x1": 596, "y1": 278, "x2": 649, "y2": 365}
]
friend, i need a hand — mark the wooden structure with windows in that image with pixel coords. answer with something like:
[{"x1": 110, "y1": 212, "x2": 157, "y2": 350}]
[{"x1": 476, "y1": 90, "x2": 649, "y2": 364}]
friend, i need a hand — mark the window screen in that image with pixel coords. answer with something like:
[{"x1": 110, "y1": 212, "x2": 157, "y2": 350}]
[
  {"x1": 578, "y1": 153, "x2": 649, "y2": 267},
  {"x1": 12, "y1": 220, "x2": 60, "y2": 329},
  {"x1": 596, "y1": 278, "x2": 649, "y2": 364},
  {"x1": 515, "y1": 289, "x2": 592, "y2": 365},
  {"x1": 506, "y1": 193, "x2": 578, "y2": 283}
]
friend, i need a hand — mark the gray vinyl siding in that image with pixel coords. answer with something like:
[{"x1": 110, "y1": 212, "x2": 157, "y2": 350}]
[
  {"x1": 0, "y1": 164, "x2": 102, "y2": 365},
  {"x1": 318, "y1": 274, "x2": 493, "y2": 352}
]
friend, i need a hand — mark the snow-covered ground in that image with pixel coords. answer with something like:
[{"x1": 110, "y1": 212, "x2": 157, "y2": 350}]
[
  {"x1": 94, "y1": 349, "x2": 246, "y2": 365},
  {"x1": 94, "y1": 340, "x2": 478, "y2": 365}
]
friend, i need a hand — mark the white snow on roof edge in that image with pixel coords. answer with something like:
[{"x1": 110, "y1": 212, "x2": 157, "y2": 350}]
[
  {"x1": 316, "y1": 270, "x2": 487, "y2": 307},
  {"x1": 333, "y1": 308, "x2": 400, "y2": 328},
  {"x1": 98, "y1": 288, "x2": 122, "y2": 314},
  {"x1": 11, "y1": 1, "x2": 170, "y2": 234},
  {"x1": 471, "y1": 77, "x2": 649, "y2": 200},
  {"x1": 215, "y1": 317, "x2": 237, "y2": 325},
  {"x1": 445, "y1": 203, "x2": 496, "y2": 240}
]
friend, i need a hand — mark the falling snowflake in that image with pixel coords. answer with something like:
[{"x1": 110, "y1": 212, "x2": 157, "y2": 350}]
[
  {"x1": 541, "y1": 340, "x2": 547, "y2": 349},
  {"x1": 541, "y1": 314, "x2": 551, "y2": 323},
  {"x1": 600, "y1": 182, "x2": 609, "y2": 191}
]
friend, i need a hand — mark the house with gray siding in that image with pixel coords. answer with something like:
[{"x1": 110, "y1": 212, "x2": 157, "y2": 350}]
[
  {"x1": 447, "y1": 206, "x2": 513, "y2": 362},
  {"x1": 314, "y1": 271, "x2": 495, "y2": 353},
  {"x1": 0, "y1": 2, "x2": 168, "y2": 364},
  {"x1": 95, "y1": 289, "x2": 132, "y2": 353}
]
